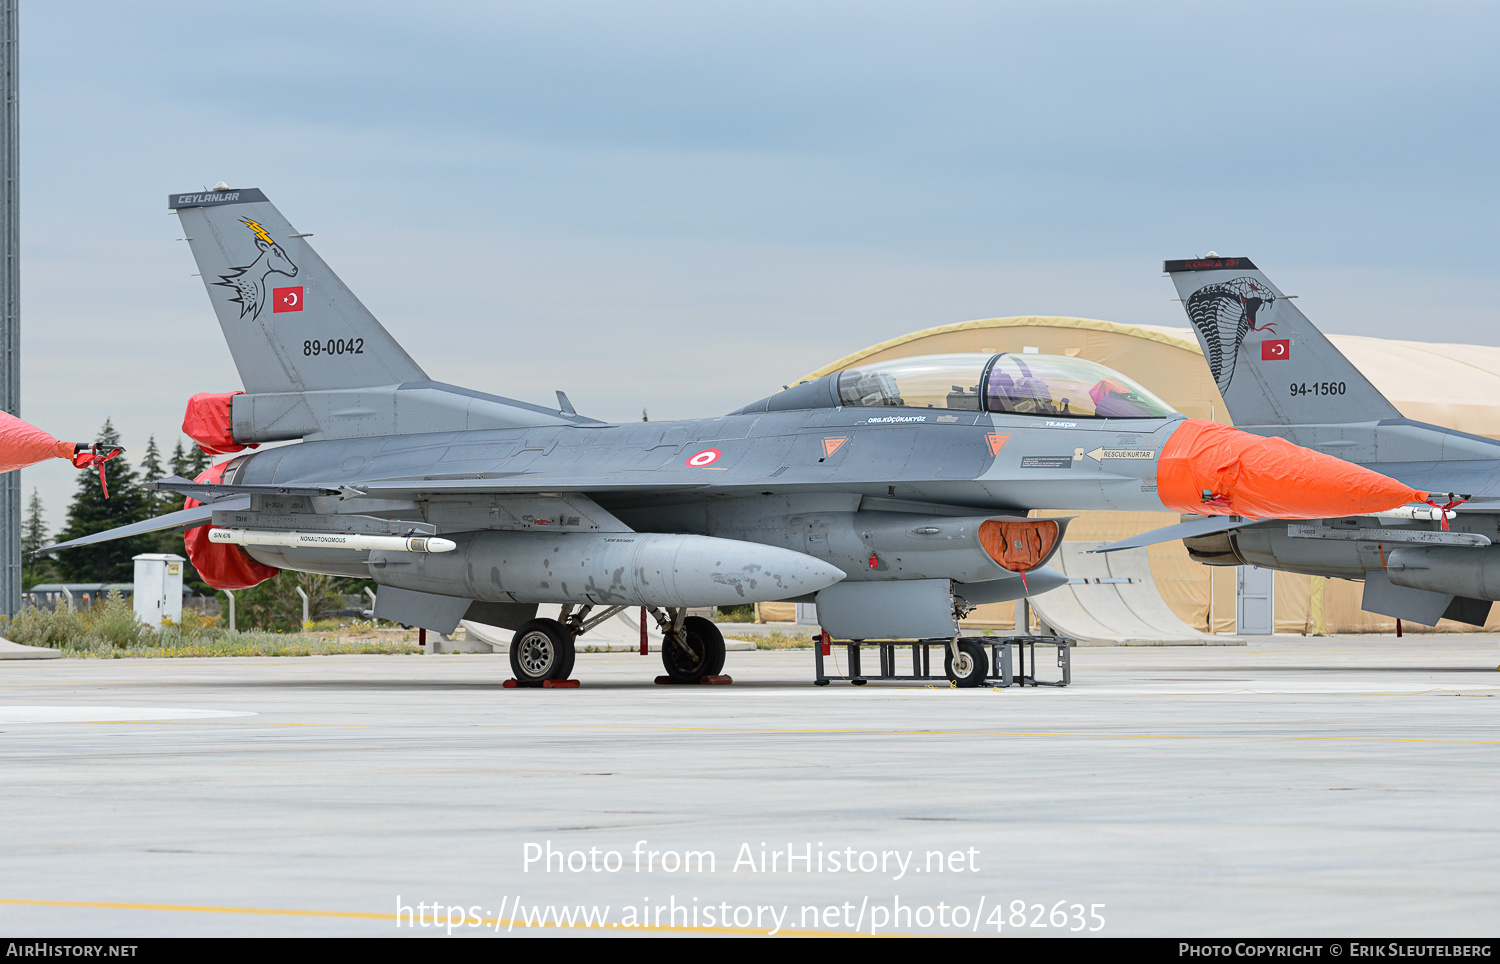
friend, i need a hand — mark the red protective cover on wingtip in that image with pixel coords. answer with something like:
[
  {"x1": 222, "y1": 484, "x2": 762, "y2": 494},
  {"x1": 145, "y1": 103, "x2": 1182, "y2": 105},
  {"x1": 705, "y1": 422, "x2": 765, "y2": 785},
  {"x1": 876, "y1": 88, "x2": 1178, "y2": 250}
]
[
  {"x1": 1158, "y1": 419, "x2": 1428, "y2": 519},
  {"x1": 182, "y1": 461, "x2": 279, "y2": 590},
  {"x1": 183, "y1": 392, "x2": 256, "y2": 456},
  {"x1": 0, "y1": 410, "x2": 77, "y2": 473}
]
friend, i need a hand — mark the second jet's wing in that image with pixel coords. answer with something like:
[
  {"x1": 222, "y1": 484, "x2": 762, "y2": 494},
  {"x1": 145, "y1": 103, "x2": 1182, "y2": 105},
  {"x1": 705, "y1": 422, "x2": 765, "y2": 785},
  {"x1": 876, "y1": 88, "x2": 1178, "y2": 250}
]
[{"x1": 1090, "y1": 515, "x2": 1257, "y2": 553}]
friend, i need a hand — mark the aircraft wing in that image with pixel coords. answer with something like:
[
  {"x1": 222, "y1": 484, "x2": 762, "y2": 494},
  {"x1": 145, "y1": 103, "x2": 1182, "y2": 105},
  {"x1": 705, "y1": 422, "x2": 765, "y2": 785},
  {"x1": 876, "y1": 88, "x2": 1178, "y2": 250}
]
[
  {"x1": 37, "y1": 496, "x2": 251, "y2": 554},
  {"x1": 153, "y1": 476, "x2": 716, "y2": 502},
  {"x1": 354, "y1": 478, "x2": 713, "y2": 497},
  {"x1": 151, "y1": 475, "x2": 350, "y2": 500},
  {"x1": 1089, "y1": 515, "x2": 1257, "y2": 553}
]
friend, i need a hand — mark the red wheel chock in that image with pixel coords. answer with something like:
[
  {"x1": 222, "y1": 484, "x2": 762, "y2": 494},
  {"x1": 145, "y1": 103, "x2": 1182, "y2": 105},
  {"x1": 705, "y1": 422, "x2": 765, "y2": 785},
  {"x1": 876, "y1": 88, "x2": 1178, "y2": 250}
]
[{"x1": 653, "y1": 675, "x2": 733, "y2": 685}]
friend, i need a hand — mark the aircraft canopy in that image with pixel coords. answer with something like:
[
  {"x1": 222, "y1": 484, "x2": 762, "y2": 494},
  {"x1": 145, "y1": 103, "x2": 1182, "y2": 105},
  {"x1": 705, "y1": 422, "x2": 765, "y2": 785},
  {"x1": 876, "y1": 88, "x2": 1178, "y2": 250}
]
[{"x1": 835, "y1": 352, "x2": 1177, "y2": 418}]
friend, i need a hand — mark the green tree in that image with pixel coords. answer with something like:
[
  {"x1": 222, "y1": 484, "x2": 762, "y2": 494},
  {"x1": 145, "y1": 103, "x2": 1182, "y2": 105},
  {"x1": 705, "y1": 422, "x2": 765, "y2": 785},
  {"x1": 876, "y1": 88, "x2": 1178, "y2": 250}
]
[
  {"x1": 139, "y1": 436, "x2": 166, "y2": 516},
  {"x1": 21, "y1": 489, "x2": 53, "y2": 589},
  {"x1": 53, "y1": 419, "x2": 155, "y2": 582},
  {"x1": 232, "y1": 570, "x2": 352, "y2": 632},
  {"x1": 186, "y1": 442, "x2": 210, "y2": 479},
  {"x1": 169, "y1": 438, "x2": 190, "y2": 478}
]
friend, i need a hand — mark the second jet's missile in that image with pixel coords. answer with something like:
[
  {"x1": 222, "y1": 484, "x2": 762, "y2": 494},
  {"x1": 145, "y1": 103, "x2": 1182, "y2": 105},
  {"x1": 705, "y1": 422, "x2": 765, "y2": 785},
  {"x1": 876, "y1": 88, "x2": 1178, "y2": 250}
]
[{"x1": 209, "y1": 528, "x2": 456, "y2": 553}]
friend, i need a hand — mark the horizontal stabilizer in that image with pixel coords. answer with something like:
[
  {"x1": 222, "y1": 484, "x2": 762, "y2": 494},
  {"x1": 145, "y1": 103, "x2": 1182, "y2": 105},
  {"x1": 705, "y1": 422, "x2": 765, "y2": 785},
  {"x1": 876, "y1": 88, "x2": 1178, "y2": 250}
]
[
  {"x1": 1090, "y1": 515, "x2": 1256, "y2": 553},
  {"x1": 38, "y1": 497, "x2": 250, "y2": 553}
]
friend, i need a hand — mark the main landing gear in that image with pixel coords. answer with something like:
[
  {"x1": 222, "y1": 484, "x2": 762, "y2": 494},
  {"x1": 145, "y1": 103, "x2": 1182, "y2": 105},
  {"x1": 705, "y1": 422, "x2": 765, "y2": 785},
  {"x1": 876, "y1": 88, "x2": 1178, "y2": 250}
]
[
  {"x1": 508, "y1": 618, "x2": 575, "y2": 684},
  {"x1": 506, "y1": 605, "x2": 729, "y2": 686},
  {"x1": 650, "y1": 611, "x2": 727, "y2": 684}
]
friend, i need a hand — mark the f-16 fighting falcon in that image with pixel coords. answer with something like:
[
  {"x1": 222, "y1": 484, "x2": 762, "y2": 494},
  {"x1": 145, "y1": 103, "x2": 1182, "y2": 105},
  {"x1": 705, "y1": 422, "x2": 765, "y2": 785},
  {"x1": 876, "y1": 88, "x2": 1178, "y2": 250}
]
[
  {"x1": 1099, "y1": 256, "x2": 1500, "y2": 630},
  {"x1": 43, "y1": 194, "x2": 1435, "y2": 685}
]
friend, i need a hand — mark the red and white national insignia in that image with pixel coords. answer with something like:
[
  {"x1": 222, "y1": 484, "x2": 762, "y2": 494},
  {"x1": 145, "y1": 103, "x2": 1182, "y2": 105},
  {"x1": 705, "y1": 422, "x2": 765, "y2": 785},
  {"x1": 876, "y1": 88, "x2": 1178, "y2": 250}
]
[
  {"x1": 686, "y1": 448, "x2": 721, "y2": 467},
  {"x1": 986, "y1": 433, "x2": 1010, "y2": 456},
  {"x1": 273, "y1": 286, "x2": 304, "y2": 313},
  {"x1": 821, "y1": 437, "x2": 848, "y2": 457},
  {"x1": 1261, "y1": 339, "x2": 1290, "y2": 360}
]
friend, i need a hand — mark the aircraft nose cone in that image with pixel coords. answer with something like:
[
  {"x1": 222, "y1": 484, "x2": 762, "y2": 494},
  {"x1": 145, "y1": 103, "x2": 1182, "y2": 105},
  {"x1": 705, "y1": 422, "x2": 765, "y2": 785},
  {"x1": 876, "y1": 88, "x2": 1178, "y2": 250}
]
[{"x1": 1157, "y1": 419, "x2": 1427, "y2": 519}]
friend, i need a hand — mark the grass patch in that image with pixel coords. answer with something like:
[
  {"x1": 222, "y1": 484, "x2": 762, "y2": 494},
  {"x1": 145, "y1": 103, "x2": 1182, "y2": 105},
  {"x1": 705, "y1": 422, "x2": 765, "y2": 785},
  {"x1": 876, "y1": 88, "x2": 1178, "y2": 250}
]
[
  {"x1": 726, "y1": 630, "x2": 817, "y2": 650},
  {"x1": 3, "y1": 589, "x2": 421, "y2": 658}
]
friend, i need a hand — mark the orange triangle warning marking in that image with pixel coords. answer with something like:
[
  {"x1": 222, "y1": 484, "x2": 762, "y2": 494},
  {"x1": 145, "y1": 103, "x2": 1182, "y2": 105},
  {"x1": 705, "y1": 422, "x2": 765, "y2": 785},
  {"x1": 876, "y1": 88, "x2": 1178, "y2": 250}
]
[
  {"x1": 986, "y1": 433, "x2": 1010, "y2": 457},
  {"x1": 822, "y1": 437, "x2": 848, "y2": 457}
]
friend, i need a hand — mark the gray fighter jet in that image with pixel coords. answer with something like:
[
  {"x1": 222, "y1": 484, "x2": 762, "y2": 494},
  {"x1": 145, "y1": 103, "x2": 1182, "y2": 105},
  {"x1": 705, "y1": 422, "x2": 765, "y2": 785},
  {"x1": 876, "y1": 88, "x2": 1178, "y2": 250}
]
[
  {"x1": 42, "y1": 193, "x2": 1430, "y2": 683},
  {"x1": 1100, "y1": 256, "x2": 1500, "y2": 629}
]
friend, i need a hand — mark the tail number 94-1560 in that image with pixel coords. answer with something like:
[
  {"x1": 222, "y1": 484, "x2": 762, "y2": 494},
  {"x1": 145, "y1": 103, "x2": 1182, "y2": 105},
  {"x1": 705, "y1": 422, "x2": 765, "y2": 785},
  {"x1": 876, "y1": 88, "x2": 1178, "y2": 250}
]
[
  {"x1": 1290, "y1": 381, "x2": 1345, "y2": 397},
  {"x1": 304, "y1": 338, "x2": 365, "y2": 357}
]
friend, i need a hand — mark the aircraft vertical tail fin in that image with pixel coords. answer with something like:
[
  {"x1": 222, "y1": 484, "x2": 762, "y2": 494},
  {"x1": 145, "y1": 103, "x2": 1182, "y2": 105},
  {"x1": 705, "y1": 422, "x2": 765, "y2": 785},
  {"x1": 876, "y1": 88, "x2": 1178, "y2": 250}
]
[
  {"x1": 170, "y1": 188, "x2": 427, "y2": 395},
  {"x1": 1165, "y1": 257, "x2": 1399, "y2": 428}
]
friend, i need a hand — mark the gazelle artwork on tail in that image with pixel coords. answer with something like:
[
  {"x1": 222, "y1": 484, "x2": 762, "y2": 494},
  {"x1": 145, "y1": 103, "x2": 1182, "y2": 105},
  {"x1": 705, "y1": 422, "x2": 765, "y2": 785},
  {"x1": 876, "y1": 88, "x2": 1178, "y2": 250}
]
[{"x1": 213, "y1": 216, "x2": 299, "y2": 320}]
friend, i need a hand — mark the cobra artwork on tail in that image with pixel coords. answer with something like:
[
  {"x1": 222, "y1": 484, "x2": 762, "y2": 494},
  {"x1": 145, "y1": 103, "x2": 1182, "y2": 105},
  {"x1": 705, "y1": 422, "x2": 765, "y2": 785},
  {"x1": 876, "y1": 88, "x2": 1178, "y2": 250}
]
[{"x1": 1184, "y1": 276, "x2": 1277, "y2": 395}]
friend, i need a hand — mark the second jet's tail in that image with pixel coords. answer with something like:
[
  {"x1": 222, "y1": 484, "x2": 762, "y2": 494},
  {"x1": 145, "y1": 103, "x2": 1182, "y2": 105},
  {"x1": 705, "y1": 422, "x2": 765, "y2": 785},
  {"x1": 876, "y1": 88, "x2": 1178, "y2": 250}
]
[
  {"x1": 1165, "y1": 257, "x2": 1399, "y2": 429},
  {"x1": 170, "y1": 187, "x2": 427, "y2": 395}
]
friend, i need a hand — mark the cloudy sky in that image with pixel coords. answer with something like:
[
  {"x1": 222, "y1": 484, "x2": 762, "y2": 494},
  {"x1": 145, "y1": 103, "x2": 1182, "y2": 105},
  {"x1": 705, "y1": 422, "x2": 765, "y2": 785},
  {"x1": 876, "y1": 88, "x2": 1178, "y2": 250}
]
[{"x1": 18, "y1": 1, "x2": 1500, "y2": 531}]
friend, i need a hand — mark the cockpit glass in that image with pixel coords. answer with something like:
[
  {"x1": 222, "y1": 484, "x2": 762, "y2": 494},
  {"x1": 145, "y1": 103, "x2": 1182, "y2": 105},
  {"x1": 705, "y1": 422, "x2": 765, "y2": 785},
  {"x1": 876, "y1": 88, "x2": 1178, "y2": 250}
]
[
  {"x1": 984, "y1": 354, "x2": 1176, "y2": 418},
  {"x1": 837, "y1": 353, "x2": 990, "y2": 411},
  {"x1": 832, "y1": 351, "x2": 1176, "y2": 418}
]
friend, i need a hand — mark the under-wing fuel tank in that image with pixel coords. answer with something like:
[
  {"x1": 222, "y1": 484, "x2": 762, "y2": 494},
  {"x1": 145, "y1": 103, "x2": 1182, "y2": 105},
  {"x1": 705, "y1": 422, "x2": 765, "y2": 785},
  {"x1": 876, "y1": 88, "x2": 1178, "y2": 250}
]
[{"x1": 361, "y1": 530, "x2": 847, "y2": 608}]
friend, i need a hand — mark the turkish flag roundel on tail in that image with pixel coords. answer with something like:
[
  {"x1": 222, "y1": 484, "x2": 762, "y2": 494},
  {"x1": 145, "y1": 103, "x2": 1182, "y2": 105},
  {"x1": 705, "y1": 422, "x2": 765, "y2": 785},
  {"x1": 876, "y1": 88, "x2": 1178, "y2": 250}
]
[
  {"x1": 273, "y1": 286, "x2": 304, "y2": 313},
  {"x1": 1261, "y1": 339, "x2": 1290, "y2": 360}
]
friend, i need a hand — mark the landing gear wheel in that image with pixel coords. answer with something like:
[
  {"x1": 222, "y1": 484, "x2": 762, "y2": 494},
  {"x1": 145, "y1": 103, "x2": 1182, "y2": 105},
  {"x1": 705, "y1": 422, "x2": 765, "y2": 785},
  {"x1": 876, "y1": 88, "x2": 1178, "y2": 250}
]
[
  {"x1": 661, "y1": 615, "x2": 726, "y2": 683},
  {"x1": 944, "y1": 639, "x2": 988, "y2": 688},
  {"x1": 509, "y1": 618, "x2": 576, "y2": 682}
]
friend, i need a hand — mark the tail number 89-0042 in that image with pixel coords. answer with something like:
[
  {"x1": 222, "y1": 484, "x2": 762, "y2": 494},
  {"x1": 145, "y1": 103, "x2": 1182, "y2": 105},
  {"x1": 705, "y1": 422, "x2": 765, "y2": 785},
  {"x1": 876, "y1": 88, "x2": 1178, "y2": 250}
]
[{"x1": 304, "y1": 338, "x2": 365, "y2": 357}]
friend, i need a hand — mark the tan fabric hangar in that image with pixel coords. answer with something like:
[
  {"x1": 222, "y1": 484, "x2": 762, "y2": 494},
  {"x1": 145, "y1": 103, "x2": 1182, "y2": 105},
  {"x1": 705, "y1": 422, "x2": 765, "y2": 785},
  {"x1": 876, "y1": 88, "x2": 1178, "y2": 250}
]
[{"x1": 757, "y1": 317, "x2": 1500, "y2": 634}]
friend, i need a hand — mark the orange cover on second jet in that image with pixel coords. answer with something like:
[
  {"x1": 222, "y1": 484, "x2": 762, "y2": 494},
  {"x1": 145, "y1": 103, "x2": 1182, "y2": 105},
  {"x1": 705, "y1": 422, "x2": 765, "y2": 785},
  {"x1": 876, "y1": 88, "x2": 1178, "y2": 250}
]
[{"x1": 1158, "y1": 419, "x2": 1427, "y2": 520}]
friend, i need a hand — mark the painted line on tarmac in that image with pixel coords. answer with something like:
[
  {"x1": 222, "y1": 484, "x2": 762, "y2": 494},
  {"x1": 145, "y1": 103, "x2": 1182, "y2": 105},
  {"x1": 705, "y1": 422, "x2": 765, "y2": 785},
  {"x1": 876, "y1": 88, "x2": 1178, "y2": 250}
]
[
  {"x1": 0, "y1": 897, "x2": 387, "y2": 922},
  {"x1": 103, "y1": 720, "x2": 364, "y2": 728},
  {"x1": 0, "y1": 898, "x2": 879, "y2": 937},
  {"x1": 562, "y1": 724, "x2": 1500, "y2": 745}
]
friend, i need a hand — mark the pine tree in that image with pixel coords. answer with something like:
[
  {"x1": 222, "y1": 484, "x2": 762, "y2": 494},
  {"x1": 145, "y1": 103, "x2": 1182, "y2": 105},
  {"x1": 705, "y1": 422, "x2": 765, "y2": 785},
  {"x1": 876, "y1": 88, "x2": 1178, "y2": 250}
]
[
  {"x1": 187, "y1": 443, "x2": 211, "y2": 479},
  {"x1": 140, "y1": 436, "x2": 165, "y2": 517},
  {"x1": 169, "y1": 438, "x2": 190, "y2": 478},
  {"x1": 21, "y1": 489, "x2": 52, "y2": 589},
  {"x1": 53, "y1": 419, "x2": 155, "y2": 583}
]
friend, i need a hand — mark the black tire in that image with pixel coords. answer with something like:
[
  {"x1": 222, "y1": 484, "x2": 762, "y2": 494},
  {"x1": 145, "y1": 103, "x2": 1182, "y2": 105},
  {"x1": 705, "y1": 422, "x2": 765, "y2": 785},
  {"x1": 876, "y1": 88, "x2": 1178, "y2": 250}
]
[
  {"x1": 661, "y1": 615, "x2": 726, "y2": 683},
  {"x1": 944, "y1": 639, "x2": 988, "y2": 688},
  {"x1": 509, "y1": 618, "x2": 575, "y2": 682}
]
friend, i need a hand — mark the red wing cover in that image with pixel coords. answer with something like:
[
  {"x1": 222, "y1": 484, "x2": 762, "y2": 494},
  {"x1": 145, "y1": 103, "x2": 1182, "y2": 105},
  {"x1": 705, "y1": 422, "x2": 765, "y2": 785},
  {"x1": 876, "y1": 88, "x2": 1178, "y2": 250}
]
[
  {"x1": 182, "y1": 461, "x2": 279, "y2": 590},
  {"x1": 0, "y1": 410, "x2": 77, "y2": 473},
  {"x1": 1158, "y1": 419, "x2": 1427, "y2": 519},
  {"x1": 183, "y1": 392, "x2": 255, "y2": 456}
]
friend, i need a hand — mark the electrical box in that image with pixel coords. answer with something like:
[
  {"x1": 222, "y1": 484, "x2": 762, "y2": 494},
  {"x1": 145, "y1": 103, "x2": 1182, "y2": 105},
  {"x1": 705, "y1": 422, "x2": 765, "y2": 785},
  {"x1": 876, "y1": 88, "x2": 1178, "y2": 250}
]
[
  {"x1": 133, "y1": 553, "x2": 185, "y2": 627},
  {"x1": 1236, "y1": 565, "x2": 1275, "y2": 635}
]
